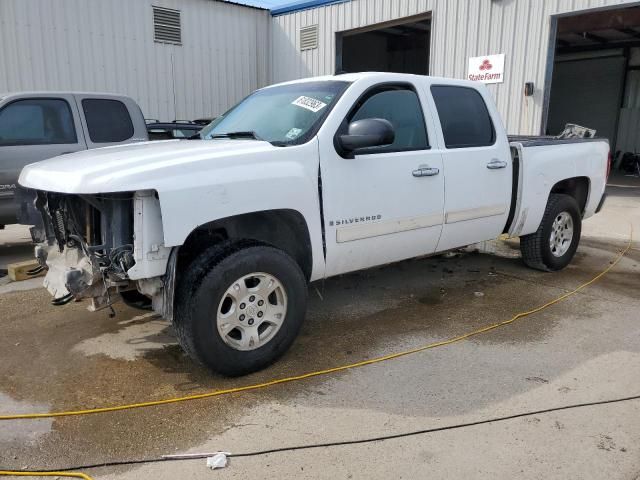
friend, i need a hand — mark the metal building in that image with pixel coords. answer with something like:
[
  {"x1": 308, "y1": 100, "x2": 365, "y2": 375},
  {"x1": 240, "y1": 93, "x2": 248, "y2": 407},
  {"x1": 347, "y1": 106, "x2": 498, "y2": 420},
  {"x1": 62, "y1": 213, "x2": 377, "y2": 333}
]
[
  {"x1": 2, "y1": 0, "x2": 640, "y2": 156},
  {"x1": 271, "y1": 0, "x2": 640, "y2": 153},
  {"x1": 0, "y1": 0, "x2": 270, "y2": 121}
]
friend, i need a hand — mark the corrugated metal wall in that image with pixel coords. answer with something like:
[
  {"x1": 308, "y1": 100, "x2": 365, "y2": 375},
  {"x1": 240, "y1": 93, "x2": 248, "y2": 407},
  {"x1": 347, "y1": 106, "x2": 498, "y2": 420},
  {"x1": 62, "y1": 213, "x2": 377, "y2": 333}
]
[
  {"x1": 0, "y1": 0, "x2": 271, "y2": 121},
  {"x1": 617, "y1": 48, "x2": 640, "y2": 153},
  {"x1": 2, "y1": 0, "x2": 638, "y2": 132},
  {"x1": 271, "y1": 0, "x2": 638, "y2": 135}
]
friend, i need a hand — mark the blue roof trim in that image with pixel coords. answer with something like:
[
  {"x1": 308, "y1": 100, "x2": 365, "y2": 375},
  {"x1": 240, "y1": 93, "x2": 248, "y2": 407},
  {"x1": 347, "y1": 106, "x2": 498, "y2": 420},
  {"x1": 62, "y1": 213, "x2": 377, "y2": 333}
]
[
  {"x1": 271, "y1": 0, "x2": 349, "y2": 16},
  {"x1": 219, "y1": 0, "x2": 268, "y2": 11}
]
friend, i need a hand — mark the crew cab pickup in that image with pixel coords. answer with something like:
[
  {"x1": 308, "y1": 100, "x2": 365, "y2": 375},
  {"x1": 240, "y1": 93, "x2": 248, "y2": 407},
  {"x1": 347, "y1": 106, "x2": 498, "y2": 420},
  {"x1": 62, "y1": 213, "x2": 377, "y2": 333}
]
[
  {"x1": 0, "y1": 92, "x2": 147, "y2": 228},
  {"x1": 19, "y1": 73, "x2": 610, "y2": 376}
]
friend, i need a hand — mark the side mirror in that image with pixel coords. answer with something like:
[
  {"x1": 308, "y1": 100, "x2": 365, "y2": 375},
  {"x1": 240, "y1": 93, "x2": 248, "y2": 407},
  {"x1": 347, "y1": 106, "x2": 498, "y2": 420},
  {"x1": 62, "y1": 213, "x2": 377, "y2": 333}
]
[{"x1": 338, "y1": 118, "x2": 395, "y2": 154}]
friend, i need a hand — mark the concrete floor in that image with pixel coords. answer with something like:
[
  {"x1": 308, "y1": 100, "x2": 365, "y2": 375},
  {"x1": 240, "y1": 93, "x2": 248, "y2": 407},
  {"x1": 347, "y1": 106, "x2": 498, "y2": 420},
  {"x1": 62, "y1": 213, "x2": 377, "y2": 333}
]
[{"x1": 0, "y1": 181, "x2": 638, "y2": 479}]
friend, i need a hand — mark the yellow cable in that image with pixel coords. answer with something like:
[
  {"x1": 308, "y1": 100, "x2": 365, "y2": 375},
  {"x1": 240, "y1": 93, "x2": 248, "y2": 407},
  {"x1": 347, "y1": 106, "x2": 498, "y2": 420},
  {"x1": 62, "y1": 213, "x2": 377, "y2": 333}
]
[
  {"x1": 0, "y1": 471, "x2": 93, "y2": 480},
  {"x1": 0, "y1": 227, "x2": 632, "y2": 422}
]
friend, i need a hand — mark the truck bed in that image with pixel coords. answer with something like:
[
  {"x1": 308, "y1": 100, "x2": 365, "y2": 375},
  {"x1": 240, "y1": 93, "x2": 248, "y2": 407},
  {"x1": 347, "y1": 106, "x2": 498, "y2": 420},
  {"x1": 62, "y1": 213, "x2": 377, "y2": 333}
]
[
  {"x1": 508, "y1": 135, "x2": 608, "y2": 147},
  {"x1": 506, "y1": 135, "x2": 609, "y2": 240}
]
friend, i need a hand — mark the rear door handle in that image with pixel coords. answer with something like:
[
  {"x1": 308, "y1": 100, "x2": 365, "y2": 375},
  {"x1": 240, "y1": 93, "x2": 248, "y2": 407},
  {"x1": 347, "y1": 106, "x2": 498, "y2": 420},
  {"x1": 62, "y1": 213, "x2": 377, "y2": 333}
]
[
  {"x1": 412, "y1": 165, "x2": 440, "y2": 177},
  {"x1": 487, "y1": 159, "x2": 508, "y2": 169}
]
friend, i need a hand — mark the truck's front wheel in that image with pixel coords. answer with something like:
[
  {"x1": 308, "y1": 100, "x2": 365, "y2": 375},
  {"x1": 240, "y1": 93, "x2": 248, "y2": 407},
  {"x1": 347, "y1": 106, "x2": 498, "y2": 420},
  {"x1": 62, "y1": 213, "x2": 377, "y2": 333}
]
[
  {"x1": 520, "y1": 193, "x2": 582, "y2": 271},
  {"x1": 174, "y1": 241, "x2": 307, "y2": 376}
]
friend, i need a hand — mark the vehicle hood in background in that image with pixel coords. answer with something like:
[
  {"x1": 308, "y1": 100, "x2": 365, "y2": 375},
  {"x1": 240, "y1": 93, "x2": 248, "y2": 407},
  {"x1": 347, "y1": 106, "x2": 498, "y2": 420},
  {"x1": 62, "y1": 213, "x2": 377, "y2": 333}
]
[{"x1": 19, "y1": 140, "x2": 281, "y2": 194}]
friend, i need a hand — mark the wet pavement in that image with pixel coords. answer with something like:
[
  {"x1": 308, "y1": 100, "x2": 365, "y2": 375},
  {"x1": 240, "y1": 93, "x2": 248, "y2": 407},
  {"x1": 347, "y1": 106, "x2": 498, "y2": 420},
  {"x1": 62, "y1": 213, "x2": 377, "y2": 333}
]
[{"x1": 0, "y1": 183, "x2": 639, "y2": 479}]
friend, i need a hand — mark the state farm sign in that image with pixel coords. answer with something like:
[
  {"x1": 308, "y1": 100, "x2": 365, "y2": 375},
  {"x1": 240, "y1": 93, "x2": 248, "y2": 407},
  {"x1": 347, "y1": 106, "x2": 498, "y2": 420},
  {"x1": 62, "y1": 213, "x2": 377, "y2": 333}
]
[{"x1": 468, "y1": 54, "x2": 505, "y2": 84}]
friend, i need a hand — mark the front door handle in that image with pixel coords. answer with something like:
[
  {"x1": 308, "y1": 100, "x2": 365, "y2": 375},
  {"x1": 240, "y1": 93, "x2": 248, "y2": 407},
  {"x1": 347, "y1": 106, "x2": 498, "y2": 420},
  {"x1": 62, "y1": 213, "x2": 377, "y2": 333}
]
[
  {"x1": 412, "y1": 165, "x2": 440, "y2": 177},
  {"x1": 487, "y1": 159, "x2": 508, "y2": 169}
]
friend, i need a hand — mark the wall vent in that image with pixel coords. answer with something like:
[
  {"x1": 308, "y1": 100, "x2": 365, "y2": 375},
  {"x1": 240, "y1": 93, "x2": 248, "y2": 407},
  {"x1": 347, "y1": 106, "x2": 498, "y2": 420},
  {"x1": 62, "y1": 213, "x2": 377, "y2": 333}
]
[
  {"x1": 153, "y1": 6, "x2": 182, "y2": 45},
  {"x1": 300, "y1": 25, "x2": 319, "y2": 51}
]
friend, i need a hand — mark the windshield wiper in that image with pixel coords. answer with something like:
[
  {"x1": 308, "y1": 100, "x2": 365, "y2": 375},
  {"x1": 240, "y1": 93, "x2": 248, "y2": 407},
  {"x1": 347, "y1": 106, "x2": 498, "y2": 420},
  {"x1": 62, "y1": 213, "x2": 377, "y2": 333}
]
[{"x1": 209, "y1": 131, "x2": 262, "y2": 141}]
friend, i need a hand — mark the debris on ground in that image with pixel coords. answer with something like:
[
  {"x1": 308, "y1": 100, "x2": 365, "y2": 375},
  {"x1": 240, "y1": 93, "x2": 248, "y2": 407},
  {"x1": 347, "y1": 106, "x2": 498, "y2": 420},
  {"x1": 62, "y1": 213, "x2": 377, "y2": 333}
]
[
  {"x1": 8, "y1": 260, "x2": 45, "y2": 282},
  {"x1": 526, "y1": 376, "x2": 550, "y2": 384},
  {"x1": 161, "y1": 452, "x2": 231, "y2": 470},
  {"x1": 206, "y1": 452, "x2": 230, "y2": 470}
]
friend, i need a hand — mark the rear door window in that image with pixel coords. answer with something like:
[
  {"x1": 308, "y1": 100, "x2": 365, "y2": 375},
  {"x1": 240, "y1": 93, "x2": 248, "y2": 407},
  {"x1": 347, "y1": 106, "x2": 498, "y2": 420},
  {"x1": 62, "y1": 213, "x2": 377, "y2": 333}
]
[
  {"x1": 82, "y1": 99, "x2": 134, "y2": 143},
  {"x1": 430, "y1": 85, "x2": 495, "y2": 149},
  {"x1": 0, "y1": 98, "x2": 77, "y2": 146}
]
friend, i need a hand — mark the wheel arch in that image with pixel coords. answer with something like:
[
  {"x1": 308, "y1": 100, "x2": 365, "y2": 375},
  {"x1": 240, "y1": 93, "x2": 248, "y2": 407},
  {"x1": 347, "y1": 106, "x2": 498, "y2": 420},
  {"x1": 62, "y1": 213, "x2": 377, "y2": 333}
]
[
  {"x1": 177, "y1": 209, "x2": 314, "y2": 282},
  {"x1": 550, "y1": 176, "x2": 590, "y2": 216}
]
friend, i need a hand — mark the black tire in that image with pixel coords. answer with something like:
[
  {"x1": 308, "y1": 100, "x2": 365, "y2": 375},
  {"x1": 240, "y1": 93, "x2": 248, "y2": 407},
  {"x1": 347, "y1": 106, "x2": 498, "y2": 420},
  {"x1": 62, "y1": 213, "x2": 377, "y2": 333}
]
[
  {"x1": 120, "y1": 290, "x2": 153, "y2": 311},
  {"x1": 520, "y1": 193, "x2": 582, "y2": 271},
  {"x1": 174, "y1": 240, "x2": 308, "y2": 376}
]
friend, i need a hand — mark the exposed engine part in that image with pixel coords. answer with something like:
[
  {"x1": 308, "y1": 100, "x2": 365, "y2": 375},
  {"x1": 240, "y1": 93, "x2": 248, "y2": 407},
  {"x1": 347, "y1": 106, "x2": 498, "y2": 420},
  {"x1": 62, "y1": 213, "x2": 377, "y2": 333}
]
[
  {"x1": 34, "y1": 244, "x2": 48, "y2": 267},
  {"x1": 43, "y1": 245, "x2": 98, "y2": 299},
  {"x1": 106, "y1": 244, "x2": 136, "y2": 281},
  {"x1": 137, "y1": 277, "x2": 163, "y2": 298},
  {"x1": 51, "y1": 293, "x2": 74, "y2": 306},
  {"x1": 33, "y1": 190, "x2": 172, "y2": 314},
  {"x1": 26, "y1": 265, "x2": 45, "y2": 276},
  {"x1": 35, "y1": 191, "x2": 136, "y2": 308}
]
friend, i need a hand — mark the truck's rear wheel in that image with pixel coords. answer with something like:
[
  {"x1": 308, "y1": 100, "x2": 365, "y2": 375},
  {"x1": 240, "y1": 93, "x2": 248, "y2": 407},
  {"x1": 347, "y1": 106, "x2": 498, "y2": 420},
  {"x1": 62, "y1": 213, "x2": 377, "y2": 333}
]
[
  {"x1": 174, "y1": 241, "x2": 307, "y2": 376},
  {"x1": 520, "y1": 193, "x2": 582, "y2": 271}
]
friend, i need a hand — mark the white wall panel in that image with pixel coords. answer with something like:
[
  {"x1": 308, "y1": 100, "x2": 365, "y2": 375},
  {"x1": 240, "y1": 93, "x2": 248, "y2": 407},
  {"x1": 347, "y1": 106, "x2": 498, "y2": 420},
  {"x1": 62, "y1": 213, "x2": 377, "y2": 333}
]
[
  {"x1": 2, "y1": 0, "x2": 639, "y2": 133},
  {"x1": 0, "y1": 0, "x2": 270, "y2": 121},
  {"x1": 272, "y1": 0, "x2": 639, "y2": 135}
]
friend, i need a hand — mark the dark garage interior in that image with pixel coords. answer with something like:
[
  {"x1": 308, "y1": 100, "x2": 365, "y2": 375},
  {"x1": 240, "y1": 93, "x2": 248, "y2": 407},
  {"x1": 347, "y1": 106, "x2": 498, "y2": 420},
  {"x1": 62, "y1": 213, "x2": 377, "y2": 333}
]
[
  {"x1": 547, "y1": 5, "x2": 640, "y2": 174},
  {"x1": 337, "y1": 15, "x2": 430, "y2": 75}
]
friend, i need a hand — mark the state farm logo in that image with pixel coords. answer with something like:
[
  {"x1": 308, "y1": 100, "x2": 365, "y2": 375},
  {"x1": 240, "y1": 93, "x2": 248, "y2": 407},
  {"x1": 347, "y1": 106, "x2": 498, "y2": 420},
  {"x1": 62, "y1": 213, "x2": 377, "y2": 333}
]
[
  {"x1": 468, "y1": 54, "x2": 504, "y2": 83},
  {"x1": 479, "y1": 59, "x2": 493, "y2": 71}
]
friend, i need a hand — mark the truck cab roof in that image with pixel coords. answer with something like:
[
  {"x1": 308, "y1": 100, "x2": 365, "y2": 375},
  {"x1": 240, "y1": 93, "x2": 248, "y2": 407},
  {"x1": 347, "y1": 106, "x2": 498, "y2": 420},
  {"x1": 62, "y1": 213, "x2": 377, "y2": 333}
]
[{"x1": 267, "y1": 72, "x2": 486, "y2": 90}]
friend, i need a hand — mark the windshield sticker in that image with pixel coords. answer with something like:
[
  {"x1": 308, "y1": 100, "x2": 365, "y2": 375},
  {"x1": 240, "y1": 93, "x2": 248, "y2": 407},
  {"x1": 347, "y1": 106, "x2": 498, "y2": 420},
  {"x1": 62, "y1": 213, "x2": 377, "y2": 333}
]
[
  {"x1": 292, "y1": 96, "x2": 327, "y2": 113},
  {"x1": 285, "y1": 127, "x2": 303, "y2": 140}
]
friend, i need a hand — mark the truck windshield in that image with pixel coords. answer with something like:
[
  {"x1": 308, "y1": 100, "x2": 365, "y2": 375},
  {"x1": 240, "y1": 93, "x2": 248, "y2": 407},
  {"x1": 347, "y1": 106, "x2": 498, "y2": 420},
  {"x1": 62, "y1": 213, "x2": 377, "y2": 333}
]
[{"x1": 200, "y1": 81, "x2": 350, "y2": 146}]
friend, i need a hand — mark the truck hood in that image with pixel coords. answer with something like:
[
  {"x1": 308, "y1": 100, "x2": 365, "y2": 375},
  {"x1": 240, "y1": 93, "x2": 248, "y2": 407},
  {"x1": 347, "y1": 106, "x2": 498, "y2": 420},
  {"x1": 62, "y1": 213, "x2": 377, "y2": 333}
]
[{"x1": 18, "y1": 139, "x2": 281, "y2": 194}]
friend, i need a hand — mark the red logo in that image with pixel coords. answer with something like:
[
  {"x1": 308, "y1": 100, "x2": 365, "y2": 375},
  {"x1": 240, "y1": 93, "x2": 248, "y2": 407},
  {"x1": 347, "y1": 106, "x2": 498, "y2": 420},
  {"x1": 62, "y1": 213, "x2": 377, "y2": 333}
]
[{"x1": 479, "y1": 59, "x2": 493, "y2": 71}]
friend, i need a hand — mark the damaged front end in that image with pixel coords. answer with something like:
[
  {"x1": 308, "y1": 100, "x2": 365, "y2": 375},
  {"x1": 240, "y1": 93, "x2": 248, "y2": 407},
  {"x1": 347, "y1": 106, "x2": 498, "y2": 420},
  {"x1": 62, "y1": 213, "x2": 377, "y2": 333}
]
[{"x1": 33, "y1": 190, "x2": 173, "y2": 315}]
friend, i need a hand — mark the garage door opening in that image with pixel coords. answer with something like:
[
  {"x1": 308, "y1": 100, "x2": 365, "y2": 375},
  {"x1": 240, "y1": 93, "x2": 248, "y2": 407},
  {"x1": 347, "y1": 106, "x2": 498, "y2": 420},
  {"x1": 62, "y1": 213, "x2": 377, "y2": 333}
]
[
  {"x1": 336, "y1": 15, "x2": 431, "y2": 75},
  {"x1": 546, "y1": 5, "x2": 640, "y2": 173}
]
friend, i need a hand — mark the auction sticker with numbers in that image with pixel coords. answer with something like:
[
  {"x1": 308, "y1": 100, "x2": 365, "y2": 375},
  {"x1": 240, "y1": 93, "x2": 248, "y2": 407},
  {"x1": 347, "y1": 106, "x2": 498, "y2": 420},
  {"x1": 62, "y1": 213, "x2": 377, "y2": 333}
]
[{"x1": 292, "y1": 96, "x2": 327, "y2": 113}]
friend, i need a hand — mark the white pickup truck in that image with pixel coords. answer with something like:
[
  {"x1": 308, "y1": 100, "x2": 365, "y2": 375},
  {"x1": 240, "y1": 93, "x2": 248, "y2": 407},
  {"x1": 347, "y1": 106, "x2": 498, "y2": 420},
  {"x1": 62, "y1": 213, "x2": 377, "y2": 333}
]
[{"x1": 19, "y1": 73, "x2": 610, "y2": 376}]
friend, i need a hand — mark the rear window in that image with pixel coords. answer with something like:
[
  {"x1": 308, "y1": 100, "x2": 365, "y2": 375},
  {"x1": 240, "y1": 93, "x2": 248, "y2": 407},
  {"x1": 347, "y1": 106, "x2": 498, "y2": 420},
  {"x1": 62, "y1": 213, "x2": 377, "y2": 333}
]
[
  {"x1": 431, "y1": 85, "x2": 495, "y2": 149},
  {"x1": 82, "y1": 99, "x2": 134, "y2": 143},
  {"x1": 0, "y1": 98, "x2": 77, "y2": 146}
]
